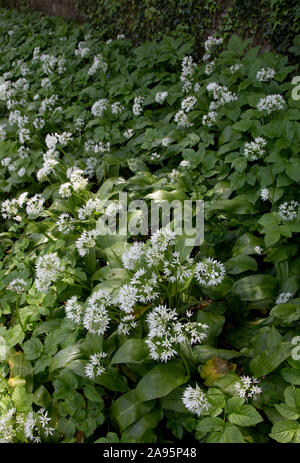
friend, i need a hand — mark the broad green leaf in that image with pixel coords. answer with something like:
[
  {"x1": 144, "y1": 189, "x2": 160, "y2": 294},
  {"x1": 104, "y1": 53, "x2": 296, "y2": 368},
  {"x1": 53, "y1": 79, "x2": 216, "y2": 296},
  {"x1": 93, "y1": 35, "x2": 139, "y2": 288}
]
[{"x1": 136, "y1": 360, "x2": 187, "y2": 401}]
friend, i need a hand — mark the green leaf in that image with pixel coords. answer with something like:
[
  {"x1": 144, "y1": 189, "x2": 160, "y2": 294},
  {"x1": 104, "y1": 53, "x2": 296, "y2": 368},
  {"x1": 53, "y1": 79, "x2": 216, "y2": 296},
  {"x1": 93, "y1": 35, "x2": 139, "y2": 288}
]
[
  {"x1": 196, "y1": 417, "x2": 224, "y2": 433},
  {"x1": 229, "y1": 404, "x2": 263, "y2": 427},
  {"x1": 120, "y1": 404, "x2": 163, "y2": 443},
  {"x1": 226, "y1": 255, "x2": 258, "y2": 274},
  {"x1": 111, "y1": 339, "x2": 149, "y2": 364},
  {"x1": 22, "y1": 338, "x2": 43, "y2": 360},
  {"x1": 250, "y1": 343, "x2": 292, "y2": 377},
  {"x1": 111, "y1": 390, "x2": 155, "y2": 432},
  {"x1": 232, "y1": 274, "x2": 277, "y2": 301},
  {"x1": 136, "y1": 360, "x2": 187, "y2": 401},
  {"x1": 270, "y1": 420, "x2": 300, "y2": 443}
]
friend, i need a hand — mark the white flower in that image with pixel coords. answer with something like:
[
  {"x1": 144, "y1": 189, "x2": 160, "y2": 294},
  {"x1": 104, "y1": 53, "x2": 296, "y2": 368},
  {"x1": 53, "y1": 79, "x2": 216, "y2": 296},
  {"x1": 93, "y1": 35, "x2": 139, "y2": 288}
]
[
  {"x1": 195, "y1": 257, "x2": 226, "y2": 287},
  {"x1": 256, "y1": 67, "x2": 276, "y2": 82},
  {"x1": 254, "y1": 246, "x2": 263, "y2": 255},
  {"x1": 181, "y1": 56, "x2": 197, "y2": 91},
  {"x1": 76, "y1": 229, "x2": 99, "y2": 256},
  {"x1": 70, "y1": 169, "x2": 88, "y2": 191},
  {"x1": 161, "y1": 136, "x2": 172, "y2": 147},
  {"x1": 151, "y1": 152, "x2": 160, "y2": 160},
  {"x1": 207, "y1": 82, "x2": 238, "y2": 108},
  {"x1": 123, "y1": 129, "x2": 134, "y2": 139},
  {"x1": 182, "y1": 384, "x2": 209, "y2": 416},
  {"x1": 230, "y1": 63, "x2": 242, "y2": 74},
  {"x1": 202, "y1": 111, "x2": 217, "y2": 127},
  {"x1": 276, "y1": 291, "x2": 293, "y2": 305},
  {"x1": 26, "y1": 194, "x2": 45, "y2": 216},
  {"x1": 58, "y1": 182, "x2": 72, "y2": 198},
  {"x1": 257, "y1": 94, "x2": 285, "y2": 114},
  {"x1": 8, "y1": 278, "x2": 27, "y2": 294},
  {"x1": 204, "y1": 35, "x2": 223, "y2": 53},
  {"x1": 155, "y1": 91, "x2": 168, "y2": 104},
  {"x1": 88, "y1": 54, "x2": 107, "y2": 75},
  {"x1": 56, "y1": 213, "x2": 75, "y2": 234},
  {"x1": 0, "y1": 125, "x2": 6, "y2": 140},
  {"x1": 132, "y1": 96, "x2": 144, "y2": 116},
  {"x1": 37, "y1": 158, "x2": 58, "y2": 181},
  {"x1": 243, "y1": 137, "x2": 267, "y2": 160},
  {"x1": 45, "y1": 134, "x2": 58, "y2": 149},
  {"x1": 118, "y1": 313, "x2": 137, "y2": 335},
  {"x1": 117, "y1": 284, "x2": 139, "y2": 313},
  {"x1": 78, "y1": 198, "x2": 102, "y2": 220},
  {"x1": 174, "y1": 110, "x2": 193, "y2": 128},
  {"x1": 260, "y1": 187, "x2": 270, "y2": 201},
  {"x1": 180, "y1": 160, "x2": 190, "y2": 168},
  {"x1": 65, "y1": 295, "x2": 83, "y2": 324},
  {"x1": 145, "y1": 304, "x2": 208, "y2": 362},
  {"x1": 83, "y1": 289, "x2": 111, "y2": 335},
  {"x1": 1, "y1": 198, "x2": 20, "y2": 221},
  {"x1": 234, "y1": 376, "x2": 262, "y2": 400},
  {"x1": 85, "y1": 353, "x2": 107, "y2": 380},
  {"x1": 111, "y1": 101, "x2": 124, "y2": 114},
  {"x1": 35, "y1": 253, "x2": 64, "y2": 293},
  {"x1": 122, "y1": 242, "x2": 145, "y2": 270},
  {"x1": 91, "y1": 98, "x2": 108, "y2": 117},
  {"x1": 205, "y1": 61, "x2": 215, "y2": 75},
  {"x1": 278, "y1": 201, "x2": 298, "y2": 222}
]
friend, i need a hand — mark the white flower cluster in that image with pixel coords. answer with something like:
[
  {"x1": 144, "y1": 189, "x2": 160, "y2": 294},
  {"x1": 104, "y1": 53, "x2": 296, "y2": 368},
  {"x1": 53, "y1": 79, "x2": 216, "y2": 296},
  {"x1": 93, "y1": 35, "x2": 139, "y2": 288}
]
[
  {"x1": 163, "y1": 252, "x2": 193, "y2": 284},
  {"x1": 35, "y1": 252, "x2": 64, "y2": 293},
  {"x1": 85, "y1": 139, "x2": 110, "y2": 154},
  {"x1": 65, "y1": 295, "x2": 83, "y2": 324},
  {"x1": 122, "y1": 242, "x2": 145, "y2": 270},
  {"x1": 145, "y1": 304, "x2": 208, "y2": 362},
  {"x1": 256, "y1": 94, "x2": 285, "y2": 114},
  {"x1": 91, "y1": 98, "x2": 109, "y2": 117},
  {"x1": 132, "y1": 96, "x2": 144, "y2": 116},
  {"x1": 230, "y1": 63, "x2": 242, "y2": 74},
  {"x1": 0, "y1": 407, "x2": 54, "y2": 443},
  {"x1": 78, "y1": 198, "x2": 102, "y2": 221},
  {"x1": 243, "y1": 137, "x2": 267, "y2": 160},
  {"x1": 182, "y1": 384, "x2": 209, "y2": 416},
  {"x1": 234, "y1": 376, "x2": 262, "y2": 400},
  {"x1": 181, "y1": 56, "x2": 197, "y2": 92},
  {"x1": 155, "y1": 91, "x2": 168, "y2": 104},
  {"x1": 75, "y1": 229, "x2": 99, "y2": 256},
  {"x1": 56, "y1": 213, "x2": 75, "y2": 234},
  {"x1": 260, "y1": 187, "x2": 270, "y2": 201},
  {"x1": 59, "y1": 168, "x2": 89, "y2": 198},
  {"x1": 275, "y1": 291, "x2": 293, "y2": 305},
  {"x1": 278, "y1": 200, "x2": 298, "y2": 222},
  {"x1": 26, "y1": 194, "x2": 45, "y2": 216},
  {"x1": 39, "y1": 53, "x2": 66, "y2": 75},
  {"x1": 202, "y1": 111, "x2": 217, "y2": 127},
  {"x1": 74, "y1": 41, "x2": 90, "y2": 58},
  {"x1": 85, "y1": 352, "x2": 107, "y2": 379},
  {"x1": 123, "y1": 128, "x2": 134, "y2": 139},
  {"x1": 88, "y1": 54, "x2": 108, "y2": 75},
  {"x1": 7, "y1": 278, "x2": 27, "y2": 294},
  {"x1": 206, "y1": 82, "x2": 238, "y2": 110},
  {"x1": 65, "y1": 289, "x2": 111, "y2": 336},
  {"x1": 256, "y1": 67, "x2": 276, "y2": 82},
  {"x1": 174, "y1": 110, "x2": 193, "y2": 128},
  {"x1": 195, "y1": 257, "x2": 226, "y2": 287},
  {"x1": 202, "y1": 82, "x2": 237, "y2": 127}
]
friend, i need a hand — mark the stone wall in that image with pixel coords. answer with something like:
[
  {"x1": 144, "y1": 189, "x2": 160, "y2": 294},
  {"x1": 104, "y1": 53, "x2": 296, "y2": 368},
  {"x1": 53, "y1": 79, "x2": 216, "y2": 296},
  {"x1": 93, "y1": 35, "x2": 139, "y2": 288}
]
[{"x1": 1, "y1": 0, "x2": 79, "y2": 19}]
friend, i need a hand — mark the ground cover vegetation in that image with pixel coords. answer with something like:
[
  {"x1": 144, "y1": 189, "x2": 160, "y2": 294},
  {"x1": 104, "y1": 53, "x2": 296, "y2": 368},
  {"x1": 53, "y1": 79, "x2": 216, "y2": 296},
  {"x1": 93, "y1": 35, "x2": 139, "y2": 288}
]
[{"x1": 0, "y1": 7, "x2": 300, "y2": 443}]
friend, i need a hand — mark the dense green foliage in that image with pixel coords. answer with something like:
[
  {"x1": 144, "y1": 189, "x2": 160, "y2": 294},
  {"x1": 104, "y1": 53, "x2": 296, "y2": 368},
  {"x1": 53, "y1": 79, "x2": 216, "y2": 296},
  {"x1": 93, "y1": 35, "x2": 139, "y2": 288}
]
[
  {"x1": 1, "y1": 0, "x2": 300, "y2": 56},
  {"x1": 76, "y1": 0, "x2": 300, "y2": 56},
  {"x1": 0, "y1": 7, "x2": 300, "y2": 443}
]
